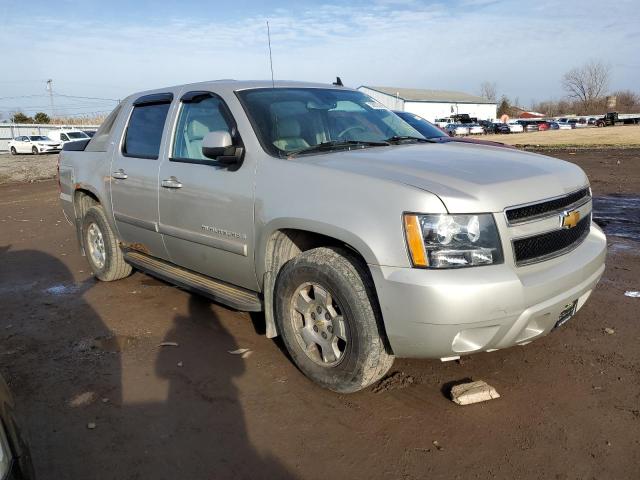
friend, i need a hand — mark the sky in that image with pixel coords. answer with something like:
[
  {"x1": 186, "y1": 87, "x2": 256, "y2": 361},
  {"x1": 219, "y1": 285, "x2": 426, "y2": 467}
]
[{"x1": 0, "y1": 0, "x2": 638, "y2": 117}]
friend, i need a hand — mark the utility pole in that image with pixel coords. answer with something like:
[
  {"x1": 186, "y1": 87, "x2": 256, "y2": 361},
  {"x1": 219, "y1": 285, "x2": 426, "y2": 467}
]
[{"x1": 46, "y1": 79, "x2": 55, "y2": 118}]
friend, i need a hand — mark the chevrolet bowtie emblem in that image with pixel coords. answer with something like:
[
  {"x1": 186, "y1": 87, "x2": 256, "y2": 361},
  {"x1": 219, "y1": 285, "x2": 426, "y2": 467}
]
[{"x1": 561, "y1": 210, "x2": 580, "y2": 229}]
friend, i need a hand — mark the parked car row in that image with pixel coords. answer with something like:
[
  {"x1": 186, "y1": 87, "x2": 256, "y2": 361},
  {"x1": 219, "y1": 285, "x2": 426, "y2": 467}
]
[
  {"x1": 8, "y1": 129, "x2": 93, "y2": 155},
  {"x1": 429, "y1": 113, "x2": 605, "y2": 137},
  {"x1": 393, "y1": 111, "x2": 513, "y2": 148},
  {"x1": 476, "y1": 117, "x2": 596, "y2": 135}
]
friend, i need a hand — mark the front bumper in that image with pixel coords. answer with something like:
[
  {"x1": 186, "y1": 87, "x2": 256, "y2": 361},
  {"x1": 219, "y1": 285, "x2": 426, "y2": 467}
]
[
  {"x1": 37, "y1": 146, "x2": 60, "y2": 153},
  {"x1": 370, "y1": 223, "x2": 606, "y2": 358}
]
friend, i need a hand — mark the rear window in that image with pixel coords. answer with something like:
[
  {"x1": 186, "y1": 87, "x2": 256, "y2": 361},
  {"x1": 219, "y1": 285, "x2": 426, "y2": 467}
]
[
  {"x1": 67, "y1": 131, "x2": 89, "y2": 139},
  {"x1": 123, "y1": 102, "x2": 171, "y2": 159}
]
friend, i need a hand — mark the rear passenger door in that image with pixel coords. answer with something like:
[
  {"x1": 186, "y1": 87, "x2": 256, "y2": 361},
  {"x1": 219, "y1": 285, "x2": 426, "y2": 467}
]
[
  {"x1": 110, "y1": 93, "x2": 174, "y2": 259},
  {"x1": 157, "y1": 90, "x2": 258, "y2": 291}
]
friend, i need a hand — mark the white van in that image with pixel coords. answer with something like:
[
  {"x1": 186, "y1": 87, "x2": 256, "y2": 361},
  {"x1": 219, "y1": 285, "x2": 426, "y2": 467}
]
[
  {"x1": 47, "y1": 129, "x2": 90, "y2": 146},
  {"x1": 434, "y1": 117, "x2": 454, "y2": 128}
]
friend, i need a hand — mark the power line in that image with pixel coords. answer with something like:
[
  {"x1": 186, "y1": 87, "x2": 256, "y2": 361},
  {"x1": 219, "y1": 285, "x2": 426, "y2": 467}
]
[
  {"x1": 2, "y1": 103, "x2": 117, "y2": 111},
  {"x1": 54, "y1": 93, "x2": 119, "y2": 102},
  {"x1": 0, "y1": 94, "x2": 49, "y2": 101},
  {"x1": 0, "y1": 93, "x2": 119, "y2": 102}
]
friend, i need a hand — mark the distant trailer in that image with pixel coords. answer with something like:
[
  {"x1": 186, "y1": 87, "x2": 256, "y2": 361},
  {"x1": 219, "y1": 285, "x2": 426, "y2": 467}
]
[{"x1": 596, "y1": 112, "x2": 640, "y2": 127}]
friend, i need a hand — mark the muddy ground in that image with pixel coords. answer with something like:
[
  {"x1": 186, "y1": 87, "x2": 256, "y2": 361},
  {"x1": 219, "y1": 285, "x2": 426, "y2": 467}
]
[
  {"x1": 1, "y1": 149, "x2": 639, "y2": 479},
  {"x1": 0, "y1": 152, "x2": 58, "y2": 184}
]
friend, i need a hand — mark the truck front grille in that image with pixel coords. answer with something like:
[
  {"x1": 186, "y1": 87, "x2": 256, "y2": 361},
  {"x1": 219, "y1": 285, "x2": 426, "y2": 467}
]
[
  {"x1": 512, "y1": 214, "x2": 591, "y2": 266},
  {"x1": 506, "y1": 188, "x2": 590, "y2": 225}
]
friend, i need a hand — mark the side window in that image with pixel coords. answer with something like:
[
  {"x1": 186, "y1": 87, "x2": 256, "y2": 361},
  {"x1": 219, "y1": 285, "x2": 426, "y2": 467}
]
[
  {"x1": 123, "y1": 102, "x2": 171, "y2": 159},
  {"x1": 172, "y1": 94, "x2": 233, "y2": 163},
  {"x1": 86, "y1": 104, "x2": 123, "y2": 152},
  {"x1": 61, "y1": 133, "x2": 70, "y2": 141}
]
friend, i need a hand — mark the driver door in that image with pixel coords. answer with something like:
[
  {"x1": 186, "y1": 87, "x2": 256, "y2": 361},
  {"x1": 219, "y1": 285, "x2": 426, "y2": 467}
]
[{"x1": 157, "y1": 90, "x2": 258, "y2": 291}]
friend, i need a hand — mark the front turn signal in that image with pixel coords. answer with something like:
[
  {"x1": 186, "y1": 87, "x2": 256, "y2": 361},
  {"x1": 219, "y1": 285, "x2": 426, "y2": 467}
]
[{"x1": 404, "y1": 214, "x2": 428, "y2": 267}]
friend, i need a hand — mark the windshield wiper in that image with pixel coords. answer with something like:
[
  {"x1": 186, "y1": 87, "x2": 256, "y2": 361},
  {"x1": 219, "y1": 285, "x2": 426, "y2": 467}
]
[
  {"x1": 384, "y1": 135, "x2": 438, "y2": 144},
  {"x1": 287, "y1": 140, "x2": 389, "y2": 157}
]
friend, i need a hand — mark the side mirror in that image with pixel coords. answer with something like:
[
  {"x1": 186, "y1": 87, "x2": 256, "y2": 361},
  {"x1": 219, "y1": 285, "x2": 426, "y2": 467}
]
[{"x1": 202, "y1": 131, "x2": 243, "y2": 165}]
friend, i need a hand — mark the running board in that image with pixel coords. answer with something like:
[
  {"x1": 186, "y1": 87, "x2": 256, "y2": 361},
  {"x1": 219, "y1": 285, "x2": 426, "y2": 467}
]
[{"x1": 124, "y1": 251, "x2": 262, "y2": 312}]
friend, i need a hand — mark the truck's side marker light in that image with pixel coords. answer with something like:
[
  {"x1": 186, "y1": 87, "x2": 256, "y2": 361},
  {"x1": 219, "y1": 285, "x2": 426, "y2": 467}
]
[{"x1": 404, "y1": 214, "x2": 428, "y2": 267}]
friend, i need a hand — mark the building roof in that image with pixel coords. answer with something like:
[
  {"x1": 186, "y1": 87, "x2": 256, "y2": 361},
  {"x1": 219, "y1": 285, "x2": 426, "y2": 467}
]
[{"x1": 360, "y1": 86, "x2": 495, "y2": 105}]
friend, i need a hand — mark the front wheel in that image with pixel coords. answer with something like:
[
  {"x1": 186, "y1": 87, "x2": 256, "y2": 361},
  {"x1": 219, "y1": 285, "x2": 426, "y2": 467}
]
[
  {"x1": 275, "y1": 247, "x2": 393, "y2": 393},
  {"x1": 81, "y1": 205, "x2": 132, "y2": 281},
  {"x1": 32, "y1": 146, "x2": 39, "y2": 155},
  {"x1": 10, "y1": 147, "x2": 16, "y2": 155}
]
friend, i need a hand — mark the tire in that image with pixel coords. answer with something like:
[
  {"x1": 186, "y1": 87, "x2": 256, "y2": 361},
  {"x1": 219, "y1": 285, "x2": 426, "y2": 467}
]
[
  {"x1": 275, "y1": 247, "x2": 393, "y2": 393},
  {"x1": 81, "y1": 205, "x2": 132, "y2": 281},
  {"x1": 10, "y1": 147, "x2": 16, "y2": 155},
  {"x1": 32, "y1": 146, "x2": 39, "y2": 155}
]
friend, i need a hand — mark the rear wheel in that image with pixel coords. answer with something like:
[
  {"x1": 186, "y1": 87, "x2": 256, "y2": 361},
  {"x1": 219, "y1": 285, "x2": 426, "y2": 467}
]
[
  {"x1": 275, "y1": 247, "x2": 393, "y2": 393},
  {"x1": 32, "y1": 146, "x2": 39, "y2": 155},
  {"x1": 81, "y1": 205, "x2": 132, "y2": 281}
]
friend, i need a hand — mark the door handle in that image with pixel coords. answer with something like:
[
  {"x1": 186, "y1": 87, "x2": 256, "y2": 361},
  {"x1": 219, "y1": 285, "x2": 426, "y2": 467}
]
[
  {"x1": 112, "y1": 169, "x2": 128, "y2": 180},
  {"x1": 161, "y1": 177, "x2": 183, "y2": 189}
]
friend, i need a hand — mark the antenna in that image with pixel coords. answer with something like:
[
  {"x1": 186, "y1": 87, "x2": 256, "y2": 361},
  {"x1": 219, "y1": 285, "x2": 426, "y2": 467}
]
[{"x1": 266, "y1": 21, "x2": 275, "y2": 88}]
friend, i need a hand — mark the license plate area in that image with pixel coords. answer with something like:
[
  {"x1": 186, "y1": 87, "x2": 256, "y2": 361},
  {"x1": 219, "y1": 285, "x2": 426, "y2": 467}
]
[{"x1": 554, "y1": 300, "x2": 578, "y2": 329}]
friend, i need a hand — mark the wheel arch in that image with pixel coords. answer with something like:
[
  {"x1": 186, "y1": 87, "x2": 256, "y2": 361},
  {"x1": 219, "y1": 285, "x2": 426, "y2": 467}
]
[
  {"x1": 72, "y1": 187, "x2": 103, "y2": 256},
  {"x1": 258, "y1": 220, "x2": 381, "y2": 340},
  {"x1": 257, "y1": 219, "x2": 378, "y2": 282}
]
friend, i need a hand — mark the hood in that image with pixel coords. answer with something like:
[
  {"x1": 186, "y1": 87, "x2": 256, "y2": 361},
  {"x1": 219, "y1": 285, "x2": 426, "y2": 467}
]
[
  {"x1": 433, "y1": 136, "x2": 515, "y2": 149},
  {"x1": 305, "y1": 142, "x2": 589, "y2": 213}
]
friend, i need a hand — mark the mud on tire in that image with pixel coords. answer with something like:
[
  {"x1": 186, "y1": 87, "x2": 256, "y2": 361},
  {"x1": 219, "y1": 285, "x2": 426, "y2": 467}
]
[
  {"x1": 275, "y1": 247, "x2": 393, "y2": 393},
  {"x1": 81, "y1": 205, "x2": 132, "y2": 281}
]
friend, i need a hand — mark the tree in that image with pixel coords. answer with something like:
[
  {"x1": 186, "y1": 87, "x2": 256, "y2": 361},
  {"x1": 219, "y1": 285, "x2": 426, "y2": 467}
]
[
  {"x1": 562, "y1": 60, "x2": 610, "y2": 110},
  {"x1": 34, "y1": 112, "x2": 51, "y2": 124},
  {"x1": 11, "y1": 112, "x2": 34, "y2": 123},
  {"x1": 497, "y1": 96, "x2": 511, "y2": 118},
  {"x1": 479, "y1": 81, "x2": 497, "y2": 103}
]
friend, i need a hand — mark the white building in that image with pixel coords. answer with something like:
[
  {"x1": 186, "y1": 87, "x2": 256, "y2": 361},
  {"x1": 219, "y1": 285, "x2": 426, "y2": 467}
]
[{"x1": 358, "y1": 86, "x2": 497, "y2": 122}]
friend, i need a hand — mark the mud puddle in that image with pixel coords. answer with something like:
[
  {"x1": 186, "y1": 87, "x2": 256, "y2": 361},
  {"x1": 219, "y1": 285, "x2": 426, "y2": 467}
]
[{"x1": 593, "y1": 195, "x2": 640, "y2": 242}]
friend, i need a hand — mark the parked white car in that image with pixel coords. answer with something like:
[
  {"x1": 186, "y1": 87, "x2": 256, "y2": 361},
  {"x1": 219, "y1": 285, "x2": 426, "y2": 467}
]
[
  {"x1": 556, "y1": 118, "x2": 578, "y2": 129},
  {"x1": 47, "y1": 129, "x2": 91, "y2": 146},
  {"x1": 8, "y1": 135, "x2": 61, "y2": 155},
  {"x1": 467, "y1": 124, "x2": 484, "y2": 135},
  {"x1": 444, "y1": 124, "x2": 470, "y2": 136},
  {"x1": 507, "y1": 122, "x2": 524, "y2": 133}
]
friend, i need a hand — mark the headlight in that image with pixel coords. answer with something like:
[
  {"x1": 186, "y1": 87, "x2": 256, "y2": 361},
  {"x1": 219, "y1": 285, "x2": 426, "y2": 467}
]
[
  {"x1": 0, "y1": 420, "x2": 12, "y2": 478},
  {"x1": 403, "y1": 213, "x2": 503, "y2": 268}
]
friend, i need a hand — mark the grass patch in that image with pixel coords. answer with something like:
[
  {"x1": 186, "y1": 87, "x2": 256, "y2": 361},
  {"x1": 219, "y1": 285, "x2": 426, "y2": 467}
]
[{"x1": 499, "y1": 125, "x2": 640, "y2": 148}]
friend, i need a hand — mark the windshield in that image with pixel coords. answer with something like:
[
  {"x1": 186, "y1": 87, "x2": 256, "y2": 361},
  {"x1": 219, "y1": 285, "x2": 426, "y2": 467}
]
[
  {"x1": 237, "y1": 88, "x2": 424, "y2": 157},
  {"x1": 67, "y1": 131, "x2": 89, "y2": 139},
  {"x1": 394, "y1": 112, "x2": 447, "y2": 139},
  {"x1": 29, "y1": 136, "x2": 50, "y2": 141}
]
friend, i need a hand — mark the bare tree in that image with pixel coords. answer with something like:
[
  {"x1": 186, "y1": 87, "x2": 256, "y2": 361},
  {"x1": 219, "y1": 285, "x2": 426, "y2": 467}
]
[
  {"x1": 562, "y1": 60, "x2": 610, "y2": 109},
  {"x1": 479, "y1": 81, "x2": 497, "y2": 102},
  {"x1": 610, "y1": 90, "x2": 640, "y2": 113}
]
